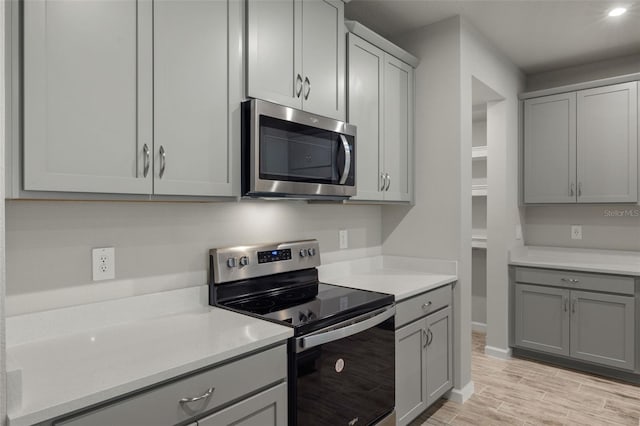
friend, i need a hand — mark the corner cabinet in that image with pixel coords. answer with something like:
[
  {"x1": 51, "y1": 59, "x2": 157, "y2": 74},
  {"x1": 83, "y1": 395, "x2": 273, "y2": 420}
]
[
  {"x1": 347, "y1": 28, "x2": 416, "y2": 203},
  {"x1": 395, "y1": 284, "x2": 454, "y2": 426},
  {"x1": 513, "y1": 267, "x2": 636, "y2": 372},
  {"x1": 246, "y1": 0, "x2": 345, "y2": 121},
  {"x1": 523, "y1": 81, "x2": 638, "y2": 204},
  {"x1": 15, "y1": 0, "x2": 241, "y2": 198}
]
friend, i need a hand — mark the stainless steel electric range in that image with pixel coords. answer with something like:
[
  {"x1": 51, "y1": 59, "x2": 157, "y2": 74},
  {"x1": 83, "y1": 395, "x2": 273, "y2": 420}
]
[{"x1": 209, "y1": 240, "x2": 396, "y2": 426}]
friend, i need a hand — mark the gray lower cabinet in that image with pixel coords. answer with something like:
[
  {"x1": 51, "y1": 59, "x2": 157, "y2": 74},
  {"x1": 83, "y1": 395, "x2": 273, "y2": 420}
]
[
  {"x1": 513, "y1": 267, "x2": 636, "y2": 371},
  {"x1": 53, "y1": 345, "x2": 287, "y2": 426},
  {"x1": 395, "y1": 284, "x2": 453, "y2": 426},
  {"x1": 197, "y1": 383, "x2": 287, "y2": 426}
]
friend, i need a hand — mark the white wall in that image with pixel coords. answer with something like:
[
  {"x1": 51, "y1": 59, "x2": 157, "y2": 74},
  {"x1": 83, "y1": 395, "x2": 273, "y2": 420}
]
[
  {"x1": 1, "y1": 0, "x2": 7, "y2": 422},
  {"x1": 385, "y1": 16, "x2": 473, "y2": 395},
  {"x1": 5, "y1": 201, "x2": 382, "y2": 314},
  {"x1": 460, "y1": 19, "x2": 525, "y2": 358},
  {"x1": 526, "y1": 53, "x2": 640, "y2": 92},
  {"x1": 524, "y1": 55, "x2": 640, "y2": 252}
]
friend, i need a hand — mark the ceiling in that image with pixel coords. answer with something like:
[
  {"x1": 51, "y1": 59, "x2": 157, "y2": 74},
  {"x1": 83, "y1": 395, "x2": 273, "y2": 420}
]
[{"x1": 345, "y1": 1, "x2": 640, "y2": 74}]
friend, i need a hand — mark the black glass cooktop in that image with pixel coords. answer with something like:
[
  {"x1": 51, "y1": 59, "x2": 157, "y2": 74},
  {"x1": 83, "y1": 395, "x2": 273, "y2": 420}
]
[{"x1": 212, "y1": 269, "x2": 394, "y2": 335}]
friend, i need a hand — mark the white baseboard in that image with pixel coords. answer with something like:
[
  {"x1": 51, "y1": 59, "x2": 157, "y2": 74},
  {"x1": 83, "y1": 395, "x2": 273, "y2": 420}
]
[
  {"x1": 484, "y1": 345, "x2": 512, "y2": 360},
  {"x1": 445, "y1": 381, "x2": 474, "y2": 403},
  {"x1": 471, "y1": 321, "x2": 486, "y2": 333}
]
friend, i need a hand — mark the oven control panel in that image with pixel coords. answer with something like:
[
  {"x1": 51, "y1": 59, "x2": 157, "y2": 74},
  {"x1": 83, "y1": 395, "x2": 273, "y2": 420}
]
[
  {"x1": 258, "y1": 248, "x2": 292, "y2": 264},
  {"x1": 211, "y1": 239, "x2": 320, "y2": 284}
]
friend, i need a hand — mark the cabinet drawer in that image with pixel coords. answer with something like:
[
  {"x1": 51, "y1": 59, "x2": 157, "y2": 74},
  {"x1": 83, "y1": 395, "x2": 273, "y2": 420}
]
[
  {"x1": 515, "y1": 267, "x2": 635, "y2": 295},
  {"x1": 55, "y1": 345, "x2": 286, "y2": 426},
  {"x1": 396, "y1": 284, "x2": 451, "y2": 329}
]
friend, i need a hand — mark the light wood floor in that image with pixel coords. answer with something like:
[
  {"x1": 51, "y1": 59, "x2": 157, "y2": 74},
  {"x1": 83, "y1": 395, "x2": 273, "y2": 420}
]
[{"x1": 410, "y1": 332, "x2": 640, "y2": 426}]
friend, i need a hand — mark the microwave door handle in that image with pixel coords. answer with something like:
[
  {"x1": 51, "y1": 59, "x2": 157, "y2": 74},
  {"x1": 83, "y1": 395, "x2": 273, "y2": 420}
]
[
  {"x1": 338, "y1": 134, "x2": 352, "y2": 185},
  {"x1": 299, "y1": 306, "x2": 395, "y2": 350}
]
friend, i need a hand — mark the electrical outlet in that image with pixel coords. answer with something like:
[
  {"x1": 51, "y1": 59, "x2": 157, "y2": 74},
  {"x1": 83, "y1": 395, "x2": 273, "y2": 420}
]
[
  {"x1": 339, "y1": 229, "x2": 348, "y2": 249},
  {"x1": 571, "y1": 225, "x2": 582, "y2": 240},
  {"x1": 92, "y1": 247, "x2": 115, "y2": 281}
]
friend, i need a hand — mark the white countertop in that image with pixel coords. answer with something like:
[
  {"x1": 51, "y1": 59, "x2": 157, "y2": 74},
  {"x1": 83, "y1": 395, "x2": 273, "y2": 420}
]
[
  {"x1": 328, "y1": 270, "x2": 457, "y2": 301},
  {"x1": 509, "y1": 246, "x2": 640, "y2": 276},
  {"x1": 6, "y1": 300, "x2": 292, "y2": 426},
  {"x1": 319, "y1": 255, "x2": 458, "y2": 301}
]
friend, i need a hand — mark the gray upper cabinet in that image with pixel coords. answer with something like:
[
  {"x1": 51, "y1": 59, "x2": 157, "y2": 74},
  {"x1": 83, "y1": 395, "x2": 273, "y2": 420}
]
[
  {"x1": 383, "y1": 55, "x2": 413, "y2": 202},
  {"x1": 19, "y1": 0, "x2": 239, "y2": 199},
  {"x1": 23, "y1": 0, "x2": 152, "y2": 194},
  {"x1": 523, "y1": 81, "x2": 638, "y2": 204},
  {"x1": 347, "y1": 33, "x2": 414, "y2": 203},
  {"x1": 523, "y1": 93, "x2": 576, "y2": 203},
  {"x1": 347, "y1": 34, "x2": 384, "y2": 201},
  {"x1": 576, "y1": 82, "x2": 638, "y2": 203},
  {"x1": 247, "y1": 0, "x2": 345, "y2": 121},
  {"x1": 153, "y1": 1, "x2": 234, "y2": 197}
]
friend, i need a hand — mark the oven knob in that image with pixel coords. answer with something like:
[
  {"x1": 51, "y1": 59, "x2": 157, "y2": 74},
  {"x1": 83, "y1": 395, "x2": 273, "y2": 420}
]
[
  {"x1": 308, "y1": 248, "x2": 316, "y2": 257},
  {"x1": 239, "y1": 256, "x2": 249, "y2": 267},
  {"x1": 226, "y1": 257, "x2": 237, "y2": 268},
  {"x1": 299, "y1": 249, "x2": 308, "y2": 257},
  {"x1": 299, "y1": 311, "x2": 308, "y2": 323}
]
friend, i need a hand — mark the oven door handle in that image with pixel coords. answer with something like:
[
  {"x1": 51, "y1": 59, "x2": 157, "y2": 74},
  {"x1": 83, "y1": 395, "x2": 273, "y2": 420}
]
[
  {"x1": 338, "y1": 134, "x2": 352, "y2": 185},
  {"x1": 299, "y1": 306, "x2": 395, "y2": 351}
]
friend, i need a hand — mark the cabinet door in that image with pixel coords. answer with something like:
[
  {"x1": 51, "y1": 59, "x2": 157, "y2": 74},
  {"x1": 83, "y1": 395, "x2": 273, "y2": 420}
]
[
  {"x1": 576, "y1": 82, "x2": 638, "y2": 203},
  {"x1": 301, "y1": 0, "x2": 345, "y2": 120},
  {"x1": 514, "y1": 284, "x2": 570, "y2": 356},
  {"x1": 153, "y1": 0, "x2": 233, "y2": 196},
  {"x1": 247, "y1": 0, "x2": 302, "y2": 109},
  {"x1": 198, "y1": 383, "x2": 287, "y2": 426},
  {"x1": 395, "y1": 318, "x2": 427, "y2": 426},
  {"x1": 425, "y1": 307, "x2": 453, "y2": 406},
  {"x1": 347, "y1": 34, "x2": 384, "y2": 201},
  {"x1": 523, "y1": 93, "x2": 577, "y2": 203},
  {"x1": 383, "y1": 55, "x2": 413, "y2": 202},
  {"x1": 23, "y1": 0, "x2": 152, "y2": 194},
  {"x1": 570, "y1": 291, "x2": 635, "y2": 370}
]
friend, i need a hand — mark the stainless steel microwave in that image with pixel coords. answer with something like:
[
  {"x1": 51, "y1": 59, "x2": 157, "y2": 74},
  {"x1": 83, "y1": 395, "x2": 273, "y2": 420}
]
[{"x1": 242, "y1": 99, "x2": 356, "y2": 199}]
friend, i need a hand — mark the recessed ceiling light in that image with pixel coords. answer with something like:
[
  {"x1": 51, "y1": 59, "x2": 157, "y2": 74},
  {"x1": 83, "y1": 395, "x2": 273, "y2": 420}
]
[{"x1": 608, "y1": 7, "x2": 627, "y2": 17}]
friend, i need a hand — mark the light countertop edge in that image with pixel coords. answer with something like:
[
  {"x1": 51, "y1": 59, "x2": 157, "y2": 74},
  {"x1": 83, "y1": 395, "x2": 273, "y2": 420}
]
[
  {"x1": 509, "y1": 246, "x2": 640, "y2": 277},
  {"x1": 7, "y1": 310, "x2": 292, "y2": 426}
]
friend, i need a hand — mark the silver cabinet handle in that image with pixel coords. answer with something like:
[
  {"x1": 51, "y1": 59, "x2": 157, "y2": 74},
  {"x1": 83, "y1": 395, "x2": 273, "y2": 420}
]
[
  {"x1": 300, "y1": 306, "x2": 395, "y2": 350},
  {"x1": 572, "y1": 299, "x2": 576, "y2": 314},
  {"x1": 380, "y1": 173, "x2": 386, "y2": 191},
  {"x1": 422, "y1": 329, "x2": 428, "y2": 348},
  {"x1": 421, "y1": 301, "x2": 432, "y2": 311},
  {"x1": 563, "y1": 297, "x2": 568, "y2": 312},
  {"x1": 561, "y1": 278, "x2": 579, "y2": 284},
  {"x1": 427, "y1": 329, "x2": 433, "y2": 346},
  {"x1": 159, "y1": 146, "x2": 166, "y2": 179},
  {"x1": 296, "y1": 74, "x2": 303, "y2": 98},
  {"x1": 385, "y1": 174, "x2": 391, "y2": 191},
  {"x1": 578, "y1": 182, "x2": 582, "y2": 197},
  {"x1": 179, "y1": 387, "x2": 215, "y2": 404},
  {"x1": 338, "y1": 135, "x2": 351, "y2": 185},
  {"x1": 570, "y1": 182, "x2": 575, "y2": 196},
  {"x1": 303, "y1": 76, "x2": 311, "y2": 100},
  {"x1": 142, "y1": 143, "x2": 150, "y2": 178}
]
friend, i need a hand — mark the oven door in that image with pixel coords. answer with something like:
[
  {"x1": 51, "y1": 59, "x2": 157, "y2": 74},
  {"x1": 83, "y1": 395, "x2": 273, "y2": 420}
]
[{"x1": 291, "y1": 306, "x2": 395, "y2": 426}]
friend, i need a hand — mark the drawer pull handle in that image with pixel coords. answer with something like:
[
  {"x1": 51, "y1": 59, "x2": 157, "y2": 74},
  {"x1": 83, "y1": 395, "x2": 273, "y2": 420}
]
[
  {"x1": 422, "y1": 301, "x2": 432, "y2": 310},
  {"x1": 422, "y1": 329, "x2": 428, "y2": 348},
  {"x1": 561, "y1": 278, "x2": 579, "y2": 284},
  {"x1": 179, "y1": 387, "x2": 215, "y2": 404}
]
